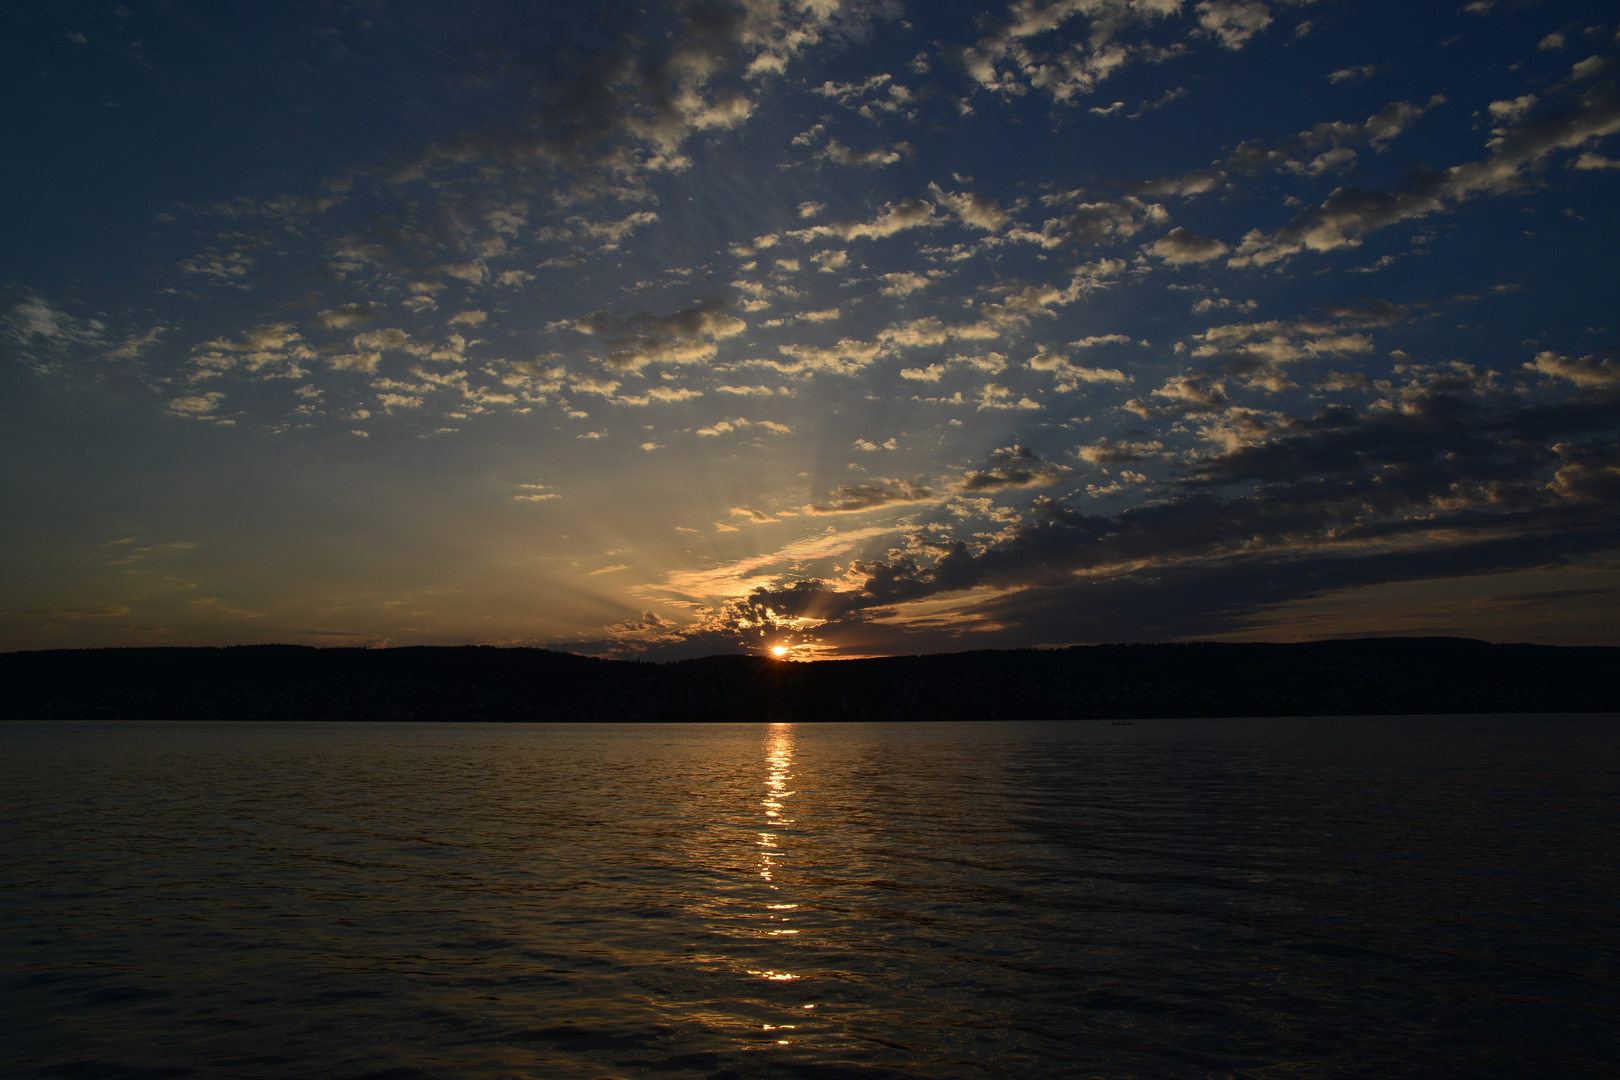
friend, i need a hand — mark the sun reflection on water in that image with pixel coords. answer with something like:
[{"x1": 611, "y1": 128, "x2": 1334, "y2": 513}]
[{"x1": 744, "y1": 722, "x2": 811, "y2": 1042}]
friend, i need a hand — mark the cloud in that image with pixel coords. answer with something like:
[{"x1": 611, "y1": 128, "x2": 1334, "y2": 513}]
[
  {"x1": 853, "y1": 437, "x2": 897, "y2": 451},
  {"x1": 329, "y1": 352, "x2": 382, "y2": 374},
  {"x1": 1185, "y1": 314, "x2": 1379, "y2": 392},
  {"x1": 167, "y1": 392, "x2": 226, "y2": 418},
  {"x1": 178, "y1": 249, "x2": 253, "y2": 283},
  {"x1": 1572, "y1": 152, "x2": 1620, "y2": 170},
  {"x1": 818, "y1": 138, "x2": 912, "y2": 168},
  {"x1": 1567, "y1": 55, "x2": 1616, "y2": 84},
  {"x1": 926, "y1": 183, "x2": 1011, "y2": 231},
  {"x1": 695, "y1": 416, "x2": 793, "y2": 437},
  {"x1": 1227, "y1": 100, "x2": 1436, "y2": 177},
  {"x1": 1131, "y1": 170, "x2": 1224, "y2": 199},
  {"x1": 1229, "y1": 85, "x2": 1620, "y2": 266},
  {"x1": 803, "y1": 479, "x2": 937, "y2": 515},
  {"x1": 3, "y1": 294, "x2": 101, "y2": 344},
  {"x1": 570, "y1": 374, "x2": 621, "y2": 397},
  {"x1": 978, "y1": 383, "x2": 1041, "y2": 410},
  {"x1": 900, "y1": 350, "x2": 1010, "y2": 383},
  {"x1": 833, "y1": 198, "x2": 938, "y2": 241},
  {"x1": 956, "y1": 445, "x2": 1073, "y2": 492},
  {"x1": 1328, "y1": 64, "x2": 1378, "y2": 85},
  {"x1": 311, "y1": 305, "x2": 378, "y2": 330},
  {"x1": 957, "y1": 0, "x2": 1188, "y2": 103},
  {"x1": 601, "y1": 609, "x2": 686, "y2": 648},
  {"x1": 879, "y1": 272, "x2": 935, "y2": 297},
  {"x1": 105, "y1": 327, "x2": 165, "y2": 363},
  {"x1": 1149, "y1": 227, "x2": 1230, "y2": 264},
  {"x1": 761, "y1": 306, "x2": 841, "y2": 328},
  {"x1": 210, "y1": 323, "x2": 303, "y2": 352},
  {"x1": 1076, "y1": 437, "x2": 1165, "y2": 463},
  {"x1": 787, "y1": 199, "x2": 939, "y2": 244},
  {"x1": 576, "y1": 298, "x2": 747, "y2": 371},
  {"x1": 1013, "y1": 193, "x2": 1168, "y2": 248},
  {"x1": 393, "y1": 1, "x2": 869, "y2": 191},
  {"x1": 762, "y1": 338, "x2": 883, "y2": 376},
  {"x1": 377, "y1": 392, "x2": 423, "y2": 412},
  {"x1": 813, "y1": 73, "x2": 922, "y2": 124},
  {"x1": 1150, "y1": 375, "x2": 1229, "y2": 414},
  {"x1": 577, "y1": 210, "x2": 660, "y2": 248},
  {"x1": 442, "y1": 261, "x2": 487, "y2": 285},
  {"x1": 1029, "y1": 344, "x2": 1129, "y2": 390},
  {"x1": 352, "y1": 328, "x2": 409, "y2": 351},
  {"x1": 3, "y1": 290, "x2": 109, "y2": 374},
  {"x1": 648, "y1": 525, "x2": 898, "y2": 602},
  {"x1": 1061, "y1": 365, "x2": 1129, "y2": 388},
  {"x1": 704, "y1": 368, "x2": 1620, "y2": 651},
  {"x1": 1489, "y1": 94, "x2": 1538, "y2": 124},
  {"x1": 1525, "y1": 351, "x2": 1620, "y2": 389},
  {"x1": 1195, "y1": 1, "x2": 1272, "y2": 49}
]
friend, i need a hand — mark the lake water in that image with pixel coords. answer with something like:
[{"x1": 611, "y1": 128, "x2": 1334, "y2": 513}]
[{"x1": 2, "y1": 717, "x2": 1617, "y2": 1079}]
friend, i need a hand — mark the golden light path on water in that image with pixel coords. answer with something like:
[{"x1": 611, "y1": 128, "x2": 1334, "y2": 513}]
[{"x1": 749, "y1": 723, "x2": 809, "y2": 1045}]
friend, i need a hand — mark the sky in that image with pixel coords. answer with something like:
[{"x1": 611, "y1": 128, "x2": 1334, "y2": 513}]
[{"x1": 3, "y1": 0, "x2": 1618, "y2": 659}]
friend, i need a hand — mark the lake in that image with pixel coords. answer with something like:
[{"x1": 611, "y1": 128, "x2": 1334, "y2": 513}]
[{"x1": 2, "y1": 717, "x2": 1617, "y2": 1078}]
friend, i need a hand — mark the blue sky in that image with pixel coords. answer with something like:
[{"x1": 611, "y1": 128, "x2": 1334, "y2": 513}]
[{"x1": 3, "y1": 0, "x2": 1618, "y2": 657}]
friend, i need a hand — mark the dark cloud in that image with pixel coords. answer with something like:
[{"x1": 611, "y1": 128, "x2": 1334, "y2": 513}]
[
  {"x1": 1024, "y1": 194, "x2": 1167, "y2": 248},
  {"x1": 1150, "y1": 374, "x2": 1229, "y2": 414},
  {"x1": 1149, "y1": 226, "x2": 1229, "y2": 264},
  {"x1": 665, "y1": 372, "x2": 1620, "y2": 653},
  {"x1": 1481, "y1": 586, "x2": 1616, "y2": 606},
  {"x1": 1231, "y1": 84, "x2": 1620, "y2": 265},
  {"x1": 926, "y1": 183, "x2": 1011, "y2": 231},
  {"x1": 310, "y1": 305, "x2": 378, "y2": 330},
  {"x1": 394, "y1": 1, "x2": 897, "y2": 198},
  {"x1": 1226, "y1": 100, "x2": 1433, "y2": 175},
  {"x1": 802, "y1": 480, "x2": 936, "y2": 515},
  {"x1": 956, "y1": 445, "x2": 1073, "y2": 492},
  {"x1": 575, "y1": 298, "x2": 746, "y2": 370},
  {"x1": 957, "y1": 0, "x2": 1218, "y2": 103}
]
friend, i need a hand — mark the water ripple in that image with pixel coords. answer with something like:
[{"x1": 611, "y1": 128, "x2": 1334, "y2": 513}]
[{"x1": 2, "y1": 717, "x2": 1617, "y2": 1078}]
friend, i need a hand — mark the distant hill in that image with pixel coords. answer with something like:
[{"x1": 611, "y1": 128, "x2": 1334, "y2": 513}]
[{"x1": 2, "y1": 638, "x2": 1616, "y2": 721}]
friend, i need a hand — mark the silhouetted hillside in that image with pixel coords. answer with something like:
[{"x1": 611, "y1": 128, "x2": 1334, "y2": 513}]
[{"x1": 3, "y1": 638, "x2": 1616, "y2": 721}]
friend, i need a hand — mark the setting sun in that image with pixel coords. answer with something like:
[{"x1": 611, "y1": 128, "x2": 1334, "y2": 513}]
[{"x1": 771, "y1": 646, "x2": 789, "y2": 657}]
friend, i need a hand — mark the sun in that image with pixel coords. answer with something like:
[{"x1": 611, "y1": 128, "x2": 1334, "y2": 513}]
[{"x1": 771, "y1": 645, "x2": 789, "y2": 657}]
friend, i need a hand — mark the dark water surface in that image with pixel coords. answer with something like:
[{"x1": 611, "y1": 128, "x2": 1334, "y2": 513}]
[{"x1": 2, "y1": 718, "x2": 1617, "y2": 1079}]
